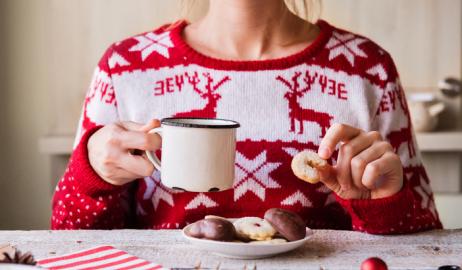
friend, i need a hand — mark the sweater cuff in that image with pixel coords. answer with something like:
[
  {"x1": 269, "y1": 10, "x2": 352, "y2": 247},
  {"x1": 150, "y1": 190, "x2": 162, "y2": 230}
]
[
  {"x1": 335, "y1": 183, "x2": 414, "y2": 234},
  {"x1": 70, "y1": 126, "x2": 123, "y2": 196}
]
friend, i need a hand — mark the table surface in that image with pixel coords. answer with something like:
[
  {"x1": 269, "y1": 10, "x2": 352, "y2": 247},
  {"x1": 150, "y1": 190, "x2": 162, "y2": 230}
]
[{"x1": 0, "y1": 229, "x2": 461, "y2": 270}]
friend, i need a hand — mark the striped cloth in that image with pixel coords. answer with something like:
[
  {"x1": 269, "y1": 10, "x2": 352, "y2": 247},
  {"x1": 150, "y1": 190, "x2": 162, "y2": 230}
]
[{"x1": 37, "y1": 245, "x2": 166, "y2": 270}]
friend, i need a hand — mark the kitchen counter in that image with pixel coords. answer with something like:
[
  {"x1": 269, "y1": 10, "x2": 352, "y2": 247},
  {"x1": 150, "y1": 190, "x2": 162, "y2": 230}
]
[{"x1": 1, "y1": 229, "x2": 461, "y2": 269}]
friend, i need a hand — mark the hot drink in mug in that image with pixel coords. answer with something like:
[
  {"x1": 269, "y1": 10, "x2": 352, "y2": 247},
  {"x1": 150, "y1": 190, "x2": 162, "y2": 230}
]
[{"x1": 145, "y1": 117, "x2": 240, "y2": 192}]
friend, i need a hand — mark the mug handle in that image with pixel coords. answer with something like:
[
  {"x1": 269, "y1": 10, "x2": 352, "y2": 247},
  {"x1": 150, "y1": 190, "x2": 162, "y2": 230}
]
[{"x1": 145, "y1": 127, "x2": 162, "y2": 171}]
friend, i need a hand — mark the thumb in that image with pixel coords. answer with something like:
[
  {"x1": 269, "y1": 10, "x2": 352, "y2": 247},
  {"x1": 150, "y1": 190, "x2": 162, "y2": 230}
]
[
  {"x1": 118, "y1": 119, "x2": 161, "y2": 132},
  {"x1": 140, "y1": 119, "x2": 161, "y2": 132},
  {"x1": 317, "y1": 165, "x2": 340, "y2": 194}
]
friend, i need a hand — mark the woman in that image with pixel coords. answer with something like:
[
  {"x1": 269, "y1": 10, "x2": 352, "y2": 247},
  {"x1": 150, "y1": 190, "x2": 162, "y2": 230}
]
[{"x1": 52, "y1": 0, "x2": 442, "y2": 233}]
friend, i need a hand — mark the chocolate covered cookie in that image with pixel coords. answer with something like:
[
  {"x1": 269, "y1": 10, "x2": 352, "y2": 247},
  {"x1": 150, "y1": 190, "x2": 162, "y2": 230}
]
[
  {"x1": 264, "y1": 208, "x2": 306, "y2": 241},
  {"x1": 185, "y1": 218, "x2": 236, "y2": 241}
]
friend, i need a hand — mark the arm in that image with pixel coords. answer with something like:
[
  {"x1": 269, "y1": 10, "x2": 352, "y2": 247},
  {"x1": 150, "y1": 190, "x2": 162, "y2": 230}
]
[
  {"x1": 334, "y1": 82, "x2": 442, "y2": 233},
  {"x1": 317, "y1": 54, "x2": 442, "y2": 234},
  {"x1": 51, "y1": 45, "x2": 157, "y2": 229},
  {"x1": 51, "y1": 126, "x2": 130, "y2": 229}
]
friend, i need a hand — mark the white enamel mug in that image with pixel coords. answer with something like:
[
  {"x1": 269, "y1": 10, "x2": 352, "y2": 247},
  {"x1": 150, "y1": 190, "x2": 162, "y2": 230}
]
[{"x1": 145, "y1": 117, "x2": 240, "y2": 192}]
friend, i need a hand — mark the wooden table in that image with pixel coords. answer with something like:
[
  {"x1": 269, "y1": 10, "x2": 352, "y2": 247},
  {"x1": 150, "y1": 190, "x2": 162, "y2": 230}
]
[{"x1": 1, "y1": 229, "x2": 461, "y2": 270}]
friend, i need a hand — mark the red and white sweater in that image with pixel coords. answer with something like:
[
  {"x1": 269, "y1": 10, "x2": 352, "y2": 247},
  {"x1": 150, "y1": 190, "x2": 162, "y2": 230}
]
[{"x1": 51, "y1": 20, "x2": 442, "y2": 234}]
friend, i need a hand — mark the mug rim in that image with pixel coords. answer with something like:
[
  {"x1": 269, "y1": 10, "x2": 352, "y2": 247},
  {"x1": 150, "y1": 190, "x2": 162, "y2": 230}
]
[{"x1": 161, "y1": 117, "x2": 240, "y2": 129}]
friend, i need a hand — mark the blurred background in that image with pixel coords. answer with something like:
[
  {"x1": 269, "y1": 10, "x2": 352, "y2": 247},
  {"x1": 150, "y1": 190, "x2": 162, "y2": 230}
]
[{"x1": 0, "y1": 0, "x2": 461, "y2": 229}]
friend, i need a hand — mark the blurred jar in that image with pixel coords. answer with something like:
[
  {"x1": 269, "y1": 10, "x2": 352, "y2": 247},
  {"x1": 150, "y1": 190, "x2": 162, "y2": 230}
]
[{"x1": 408, "y1": 93, "x2": 445, "y2": 132}]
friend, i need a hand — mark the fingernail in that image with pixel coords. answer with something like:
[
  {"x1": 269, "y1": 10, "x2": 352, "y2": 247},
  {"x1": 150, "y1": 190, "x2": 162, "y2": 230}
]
[{"x1": 318, "y1": 147, "x2": 331, "y2": 159}]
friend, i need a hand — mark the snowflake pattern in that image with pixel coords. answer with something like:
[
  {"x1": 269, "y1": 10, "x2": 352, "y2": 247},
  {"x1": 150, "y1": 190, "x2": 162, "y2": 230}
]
[
  {"x1": 366, "y1": 64, "x2": 388, "y2": 81},
  {"x1": 326, "y1": 32, "x2": 368, "y2": 66},
  {"x1": 129, "y1": 31, "x2": 174, "y2": 60},
  {"x1": 142, "y1": 173, "x2": 180, "y2": 211},
  {"x1": 281, "y1": 190, "x2": 312, "y2": 208},
  {"x1": 282, "y1": 147, "x2": 299, "y2": 157},
  {"x1": 185, "y1": 193, "x2": 218, "y2": 210},
  {"x1": 234, "y1": 151, "x2": 282, "y2": 201},
  {"x1": 108, "y1": 52, "x2": 130, "y2": 69}
]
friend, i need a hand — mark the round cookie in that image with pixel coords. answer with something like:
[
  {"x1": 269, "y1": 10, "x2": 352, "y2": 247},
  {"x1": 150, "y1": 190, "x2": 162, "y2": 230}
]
[
  {"x1": 264, "y1": 208, "x2": 306, "y2": 241},
  {"x1": 204, "y1": 215, "x2": 228, "y2": 221},
  {"x1": 233, "y1": 217, "x2": 276, "y2": 241},
  {"x1": 185, "y1": 218, "x2": 236, "y2": 241},
  {"x1": 291, "y1": 150, "x2": 327, "y2": 184}
]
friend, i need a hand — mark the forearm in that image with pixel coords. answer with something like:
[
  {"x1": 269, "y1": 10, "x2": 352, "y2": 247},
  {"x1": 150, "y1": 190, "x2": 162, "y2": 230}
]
[
  {"x1": 336, "y1": 175, "x2": 442, "y2": 235},
  {"x1": 51, "y1": 127, "x2": 132, "y2": 229}
]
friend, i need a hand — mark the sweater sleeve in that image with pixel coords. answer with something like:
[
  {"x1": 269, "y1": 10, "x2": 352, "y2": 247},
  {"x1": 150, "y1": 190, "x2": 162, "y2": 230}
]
[
  {"x1": 51, "y1": 45, "x2": 135, "y2": 229},
  {"x1": 335, "y1": 54, "x2": 443, "y2": 234}
]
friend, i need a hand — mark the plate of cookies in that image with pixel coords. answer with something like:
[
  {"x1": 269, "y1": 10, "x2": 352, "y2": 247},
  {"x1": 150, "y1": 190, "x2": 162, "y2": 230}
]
[{"x1": 182, "y1": 208, "x2": 313, "y2": 259}]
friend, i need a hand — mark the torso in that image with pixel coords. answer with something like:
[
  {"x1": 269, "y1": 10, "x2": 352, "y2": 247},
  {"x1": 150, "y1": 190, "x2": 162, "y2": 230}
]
[{"x1": 84, "y1": 20, "x2": 404, "y2": 229}]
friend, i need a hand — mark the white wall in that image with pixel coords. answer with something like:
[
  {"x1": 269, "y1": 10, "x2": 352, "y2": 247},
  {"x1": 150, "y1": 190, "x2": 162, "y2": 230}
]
[{"x1": 0, "y1": 0, "x2": 51, "y2": 229}]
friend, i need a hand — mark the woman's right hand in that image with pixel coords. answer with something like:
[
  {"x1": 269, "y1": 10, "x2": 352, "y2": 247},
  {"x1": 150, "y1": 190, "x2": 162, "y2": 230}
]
[{"x1": 88, "y1": 119, "x2": 161, "y2": 186}]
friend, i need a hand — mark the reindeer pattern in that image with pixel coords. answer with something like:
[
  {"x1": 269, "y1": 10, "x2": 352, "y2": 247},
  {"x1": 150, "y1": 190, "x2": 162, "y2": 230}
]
[
  {"x1": 174, "y1": 72, "x2": 230, "y2": 118},
  {"x1": 276, "y1": 71, "x2": 334, "y2": 137},
  {"x1": 113, "y1": 66, "x2": 386, "y2": 145},
  {"x1": 385, "y1": 84, "x2": 416, "y2": 158}
]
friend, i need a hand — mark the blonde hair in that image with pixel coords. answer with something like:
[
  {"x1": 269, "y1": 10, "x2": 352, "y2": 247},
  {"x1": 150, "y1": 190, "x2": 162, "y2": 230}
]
[
  {"x1": 285, "y1": 0, "x2": 322, "y2": 22},
  {"x1": 180, "y1": 0, "x2": 322, "y2": 22}
]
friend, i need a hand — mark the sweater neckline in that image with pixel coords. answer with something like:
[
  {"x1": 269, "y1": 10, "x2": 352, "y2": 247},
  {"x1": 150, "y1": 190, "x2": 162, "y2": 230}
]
[{"x1": 170, "y1": 20, "x2": 333, "y2": 71}]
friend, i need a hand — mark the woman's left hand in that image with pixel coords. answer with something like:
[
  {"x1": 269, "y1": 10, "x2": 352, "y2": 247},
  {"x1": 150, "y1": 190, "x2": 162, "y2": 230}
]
[{"x1": 317, "y1": 123, "x2": 403, "y2": 200}]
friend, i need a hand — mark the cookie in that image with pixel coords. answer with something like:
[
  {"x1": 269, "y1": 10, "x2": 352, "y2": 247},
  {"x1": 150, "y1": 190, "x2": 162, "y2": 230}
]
[
  {"x1": 204, "y1": 215, "x2": 227, "y2": 221},
  {"x1": 291, "y1": 150, "x2": 327, "y2": 184},
  {"x1": 264, "y1": 208, "x2": 306, "y2": 241},
  {"x1": 233, "y1": 217, "x2": 276, "y2": 241},
  {"x1": 185, "y1": 218, "x2": 236, "y2": 241}
]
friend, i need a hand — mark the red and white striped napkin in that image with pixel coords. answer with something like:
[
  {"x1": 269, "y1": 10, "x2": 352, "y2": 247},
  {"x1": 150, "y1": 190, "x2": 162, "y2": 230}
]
[{"x1": 37, "y1": 245, "x2": 166, "y2": 270}]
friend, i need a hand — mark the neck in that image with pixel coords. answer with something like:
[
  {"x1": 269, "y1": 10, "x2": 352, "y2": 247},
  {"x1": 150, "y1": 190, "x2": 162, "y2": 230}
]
[
  {"x1": 207, "y1": 0, "x2": 288, "y2": 29},
  {"x1": 186, "y1": 0, "x2": 314, "y2": 60}
]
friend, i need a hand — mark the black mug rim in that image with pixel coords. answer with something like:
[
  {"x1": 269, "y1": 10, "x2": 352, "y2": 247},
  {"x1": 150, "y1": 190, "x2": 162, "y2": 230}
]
[{"x1": 161, "y1": 117, "x2": 240, "y2": 129}]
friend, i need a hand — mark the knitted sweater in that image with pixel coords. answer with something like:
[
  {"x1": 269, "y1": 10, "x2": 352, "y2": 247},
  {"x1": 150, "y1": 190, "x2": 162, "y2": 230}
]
[{"x1": 51, "y1": 20, "x2": 442, "y2": 234}]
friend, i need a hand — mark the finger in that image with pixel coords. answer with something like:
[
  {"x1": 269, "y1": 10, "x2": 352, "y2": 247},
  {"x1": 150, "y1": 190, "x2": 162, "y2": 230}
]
[
  {"x1": 318, "y1": 123, "x2": 362, "y2": 159},
  {"x1": 118, "y1": 153, "x2": 155, "y2": 177},
  {"x1": 140, "y1": 119, "x2": 161, "y2": 132},
  {"x1": 118, "y1": 121, "x2": 146, "y2": 131},
  {"x1": 118, "y1": 130, "x2": 162, "y2": 151},
  {"x1": 347, "y1": 133, "x2": 385, "y2": 187},
  {"x1": 317, "y1": 165, "x2": 341, "y2": 194},
  {"x1": 361, "y1": 152, "x2": 401, "y2": 190},
  {"x1": 335, "y1": 131, "x2": 378, "y2": 190}
]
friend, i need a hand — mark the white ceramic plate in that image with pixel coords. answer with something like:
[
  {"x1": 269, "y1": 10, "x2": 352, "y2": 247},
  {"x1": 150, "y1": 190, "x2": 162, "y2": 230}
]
[{"x1": 182, "y1": 223, "x2": 313, "y2": 259}]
